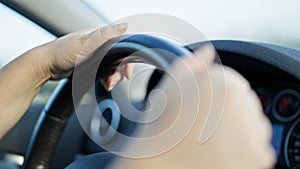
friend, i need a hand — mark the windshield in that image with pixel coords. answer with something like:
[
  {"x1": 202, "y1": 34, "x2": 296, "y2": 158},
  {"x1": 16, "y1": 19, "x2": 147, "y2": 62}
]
[{"x1": 85, "y1": 0, "x2": 300, "y2": 49}]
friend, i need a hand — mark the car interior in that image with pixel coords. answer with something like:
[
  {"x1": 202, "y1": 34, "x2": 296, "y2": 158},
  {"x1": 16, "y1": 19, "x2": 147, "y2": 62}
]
[{"x1": 0, "y1": 1, "x2": 300, "y2": 169}]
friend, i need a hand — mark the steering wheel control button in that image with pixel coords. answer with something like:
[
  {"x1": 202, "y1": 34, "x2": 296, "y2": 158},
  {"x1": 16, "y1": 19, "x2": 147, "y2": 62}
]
[
  {"x1": 273, "y1": 89, "x2": 300, "y2": 122},
  {"x1": 90, "y1": 99, "x2": 121, "y2": 145}
]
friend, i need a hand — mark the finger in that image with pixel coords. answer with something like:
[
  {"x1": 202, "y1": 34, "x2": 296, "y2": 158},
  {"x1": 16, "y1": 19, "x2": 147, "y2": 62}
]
[
  {"x1": 192, "y1": 44, "x2": 216, "y2": 69},
  {"x1": 101, "y1": 72, "x2": 121, "y2": 91},
  {"x1": 98, "y1": 23, "x2": 128, "y2": 40},
  {"x1": 108, "y1": 70, "x2": 123, "y2": 91},
  {"x1": 102, "y1": 65, "x2": 126, "y2": 91},
  {"x1": 125, "y1": 63, "x2": 134, "y2": 79},
  {"x1": 82, "y1": 23, "x2": 128, "y2": 53},
  {"x1": 179, "y1": 45, "x2": 215, "y2": 74},
  {"x1": 101, "y1": 59, "x2": 135, "y2": 91},
  {"x1": 103, "y1": 44, "x2": 215, "y2": 91}
]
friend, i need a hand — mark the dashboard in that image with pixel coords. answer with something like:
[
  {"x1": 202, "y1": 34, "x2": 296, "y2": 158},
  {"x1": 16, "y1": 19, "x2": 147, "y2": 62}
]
[{"x1": 195, "y1": 41, "x2": 300, "y2": 169}]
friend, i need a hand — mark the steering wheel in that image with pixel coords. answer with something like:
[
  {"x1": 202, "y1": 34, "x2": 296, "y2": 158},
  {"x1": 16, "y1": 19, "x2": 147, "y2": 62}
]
[{"x1": 21, "y1": 34, "x2": 193, "y2": 169}]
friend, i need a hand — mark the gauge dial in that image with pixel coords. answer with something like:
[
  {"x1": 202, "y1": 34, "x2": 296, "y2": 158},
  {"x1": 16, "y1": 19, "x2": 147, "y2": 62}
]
[
  {"x1": 273, "y1": 89, "x2": 300, "y2": 122},
  {"x1": 255, "y1": 88, "x2": 272, "y2": 114},
  {"x1": 285, "y1": 119, "x2": 300, "y2": 168}
]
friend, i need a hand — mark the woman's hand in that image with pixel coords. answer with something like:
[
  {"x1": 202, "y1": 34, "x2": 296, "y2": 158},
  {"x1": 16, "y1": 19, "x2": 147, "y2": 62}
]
[
  {"x1": 0, "y1": 23, "x2": 128, "y2": 139},
  {"x1": 42, "y1": 23, "x2": 129, "y2": 88}
]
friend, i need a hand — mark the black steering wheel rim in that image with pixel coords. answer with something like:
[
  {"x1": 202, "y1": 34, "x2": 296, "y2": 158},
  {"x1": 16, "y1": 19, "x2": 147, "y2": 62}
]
[{"x1": 22, "y1": 34, "x2": 193, "y2": 169}]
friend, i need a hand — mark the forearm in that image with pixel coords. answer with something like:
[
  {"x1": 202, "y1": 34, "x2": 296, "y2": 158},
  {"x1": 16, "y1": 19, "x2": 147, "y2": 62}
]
[
  {"x1": 0, "y1": 24, "x2": 127, "y2": 139},
  {"x1": 0, "y1": 45, "x2": 50, "y2": 139}
]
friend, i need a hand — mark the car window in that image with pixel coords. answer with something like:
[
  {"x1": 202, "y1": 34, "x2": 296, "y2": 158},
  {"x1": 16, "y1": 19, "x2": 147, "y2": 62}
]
[
  {"x1": 86, "y1": 0, "x2": 300, "y2": 50},
  {"x1": 0, "y1": 3, "x2": 58, "y2": 105}
]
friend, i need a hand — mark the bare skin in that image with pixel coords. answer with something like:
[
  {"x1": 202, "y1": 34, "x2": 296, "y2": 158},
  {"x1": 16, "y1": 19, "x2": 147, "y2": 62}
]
[{"x1": 0, "y1": 23, "x2": 128, "y2": 139}]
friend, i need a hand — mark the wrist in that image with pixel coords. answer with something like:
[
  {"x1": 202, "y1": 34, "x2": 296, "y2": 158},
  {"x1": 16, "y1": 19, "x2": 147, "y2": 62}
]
[{"x1": 25, "y1": 43, "x2": 53, "y2": 85}]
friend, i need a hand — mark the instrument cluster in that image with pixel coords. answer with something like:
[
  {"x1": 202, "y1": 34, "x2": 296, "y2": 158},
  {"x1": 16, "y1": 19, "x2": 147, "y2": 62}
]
[{"x1": 254, "y1": 83, "x2": 300, "y2": 168}]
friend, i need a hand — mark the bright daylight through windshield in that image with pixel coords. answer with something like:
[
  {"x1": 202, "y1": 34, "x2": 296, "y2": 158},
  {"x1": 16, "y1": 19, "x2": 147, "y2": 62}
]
[{"x1": 86, "y1": 0, "x2": 300, "y2": 49}]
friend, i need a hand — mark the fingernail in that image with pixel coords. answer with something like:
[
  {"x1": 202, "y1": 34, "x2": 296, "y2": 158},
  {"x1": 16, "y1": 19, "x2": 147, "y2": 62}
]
[
  {"x1": 112, "y1": 23, "x2": 128, "y2": 33},
  {"x1": 107, "y1": 80, "x2": 117, "y2": 91},
  {"x1": 106, "y1": 72, "x2": 123, "y2": 91},
  {"x1": 107, "y1": 83, "x2": 114, "y2": 91},
  {"x1": 99, "y1": 79, "x2": 110, "y2": 91}
]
